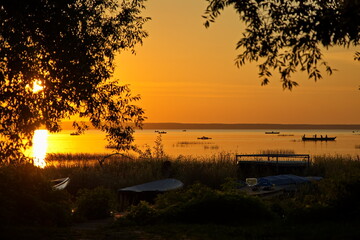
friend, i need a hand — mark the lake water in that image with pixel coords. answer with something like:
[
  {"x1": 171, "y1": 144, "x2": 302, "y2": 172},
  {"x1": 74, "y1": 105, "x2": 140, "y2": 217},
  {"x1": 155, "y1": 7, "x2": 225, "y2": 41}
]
[{"x1": 31, "y1": 129, "x2": 360, "y2": 161}]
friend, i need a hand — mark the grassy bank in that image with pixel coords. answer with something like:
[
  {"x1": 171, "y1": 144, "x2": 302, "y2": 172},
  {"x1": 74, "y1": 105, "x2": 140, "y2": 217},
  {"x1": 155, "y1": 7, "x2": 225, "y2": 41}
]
[{"x1": 1, "y1": 153, "x2": 360, "y2": 239}]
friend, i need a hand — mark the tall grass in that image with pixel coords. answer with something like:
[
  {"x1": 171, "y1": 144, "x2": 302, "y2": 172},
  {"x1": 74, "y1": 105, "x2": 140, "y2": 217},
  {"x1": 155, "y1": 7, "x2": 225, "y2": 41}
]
[
  {"x1": 258, "y1": 149, "x2": 296, "y2": 154},
  {"x1": 43, "y1": 152, "x2": 238, "y2": 194},
  {"x1": 43, "y1": 152, "x2": 360, "y2": 195},
  {"x1": 2, "y1": 152, "x2": 360, "y2": 229}
]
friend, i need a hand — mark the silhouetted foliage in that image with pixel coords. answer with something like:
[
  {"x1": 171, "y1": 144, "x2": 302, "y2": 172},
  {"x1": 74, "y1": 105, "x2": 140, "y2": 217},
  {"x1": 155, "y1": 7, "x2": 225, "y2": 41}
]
[
  {"x1": 203, "y1": 0, "x2": 360, "y2": 89},
  {"x1": 122, "y1": 183, "x2": 274, "y2": 225},
  {"x1": 74, "y1": 186, "x2": 116, "y2": 220},
  {"x1": 0, "y1": 0, "x2": 149, "y2": 163},
  {"x1": 0, "y1": 164, "x2": 72, "y2": 226}
]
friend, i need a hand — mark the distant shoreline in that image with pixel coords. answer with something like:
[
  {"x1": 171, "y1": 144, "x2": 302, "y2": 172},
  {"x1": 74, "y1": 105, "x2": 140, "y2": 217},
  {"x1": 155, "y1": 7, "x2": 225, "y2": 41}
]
[
  {"x1": 60, "y1": 121, "x2": 360, "y2": 130},
  {"x1": 141, "y1": 123, "x2": 360, "y2": 130}
]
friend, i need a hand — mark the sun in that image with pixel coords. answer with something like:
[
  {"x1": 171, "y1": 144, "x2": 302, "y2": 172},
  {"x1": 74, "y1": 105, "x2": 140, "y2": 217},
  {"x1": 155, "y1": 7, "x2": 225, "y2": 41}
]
[{"x1": 32, "y1": 79, "x2": 44, "y2": 93}]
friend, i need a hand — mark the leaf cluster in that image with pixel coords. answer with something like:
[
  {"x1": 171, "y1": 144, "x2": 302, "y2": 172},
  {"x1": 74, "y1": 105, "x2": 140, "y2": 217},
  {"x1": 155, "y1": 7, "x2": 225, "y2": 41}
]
[
  {"x1": 122, "y1": 183, "x2": 274, "y2": 225},
  {"x1": 203, "y1": 0, "x2": 360, "y2": 89},
  {"x1": 0, "y1": 0, "x2": 150, "y2": 162}
]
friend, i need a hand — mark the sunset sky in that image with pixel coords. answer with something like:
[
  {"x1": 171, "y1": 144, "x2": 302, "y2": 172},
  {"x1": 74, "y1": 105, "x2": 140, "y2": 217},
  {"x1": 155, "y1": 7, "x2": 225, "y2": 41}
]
[{"x1": 115, "y1": 0, "x2": 360, "y2": 125}]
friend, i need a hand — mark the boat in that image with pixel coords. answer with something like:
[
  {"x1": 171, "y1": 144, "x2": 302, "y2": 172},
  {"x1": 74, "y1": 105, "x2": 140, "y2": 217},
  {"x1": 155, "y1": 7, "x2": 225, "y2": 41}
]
[
  {"x1": 155, "y1": 130, "x2": 167, "y2": 134},
  {"x1": 240, "y1": 174, "x2": 322, "y2": 197},
  {"x1": 265, "y1": 131, "x2": 280, "y2": 134},
  {"x1": 118, "y1": 178, "x2": 184, "y2": 210},
  {"x1": 302, "y1": 135, "x2": 336, "y2": 141},
  {"x1": 70, "y1": 132, "x2": 80, "y2": 136},
  {"x1": 197, "y1": 136, "x2": 212, "y2": 140},
  {"x1": 119, "y1": 178, "x2": 184, "y2": 193},
  {"x1": 52, "y1": 177, "x2": 70, "y2": 190}
]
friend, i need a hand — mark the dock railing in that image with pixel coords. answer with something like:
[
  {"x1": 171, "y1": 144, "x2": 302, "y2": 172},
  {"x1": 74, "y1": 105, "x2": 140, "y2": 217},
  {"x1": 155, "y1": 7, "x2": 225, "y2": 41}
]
[
  {"x1": 236, "y1": 154, "x2": 310, "y2": 166},
  {"x1": 235, "y1": 154, "x2": 311, "y2": 178}
]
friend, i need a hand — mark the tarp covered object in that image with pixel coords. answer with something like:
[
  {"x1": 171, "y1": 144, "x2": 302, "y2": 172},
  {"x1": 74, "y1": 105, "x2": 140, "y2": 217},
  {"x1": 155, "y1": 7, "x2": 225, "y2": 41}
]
[{"x1": 257, "y1": 174, "x2": 322, "y2": 187}]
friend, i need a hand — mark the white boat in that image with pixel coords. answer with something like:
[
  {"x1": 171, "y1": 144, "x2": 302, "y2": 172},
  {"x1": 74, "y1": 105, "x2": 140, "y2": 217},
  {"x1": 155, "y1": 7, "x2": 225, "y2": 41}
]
[
  {"x1": 119, "y1": 178, "x2": 183, "y2": 193},
  {"x1": 52, "y1": 177, "x2": 70, "y2": 190},
  {"x1": 118, "y1": 178, "x2": 184, "y2": 210}
]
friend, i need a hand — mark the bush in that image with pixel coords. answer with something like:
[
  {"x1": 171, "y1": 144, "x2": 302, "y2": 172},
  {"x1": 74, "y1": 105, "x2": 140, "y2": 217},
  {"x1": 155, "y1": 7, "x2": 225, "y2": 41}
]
[
  {"x1": 270, "y1": 175, "x2": 360, "y2": 223},
  {"x1": 0, "y1": 164, "x2": 72, "y2": 226},
  {"x1": 124, "y1": 201, "x2": 159, "y2": 225},
  {"x1": 122, "y1": 183, "x2": 274, "y2": 225},
  {"x1": 74, "y1": 186, "x2": 116, "y2": 220}
]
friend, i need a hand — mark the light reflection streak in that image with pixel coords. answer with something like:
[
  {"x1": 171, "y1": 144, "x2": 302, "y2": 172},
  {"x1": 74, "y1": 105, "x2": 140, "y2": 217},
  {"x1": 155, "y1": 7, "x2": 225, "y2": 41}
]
[{"x1": 32, "y1": 130, "x2": 48, "y2": 168}]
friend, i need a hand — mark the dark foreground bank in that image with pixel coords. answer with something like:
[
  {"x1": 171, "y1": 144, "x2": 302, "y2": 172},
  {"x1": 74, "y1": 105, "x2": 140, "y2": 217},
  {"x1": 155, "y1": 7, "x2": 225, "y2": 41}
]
[{"x1": 1, "y1": 154, "x2": 360, "y2": 239}]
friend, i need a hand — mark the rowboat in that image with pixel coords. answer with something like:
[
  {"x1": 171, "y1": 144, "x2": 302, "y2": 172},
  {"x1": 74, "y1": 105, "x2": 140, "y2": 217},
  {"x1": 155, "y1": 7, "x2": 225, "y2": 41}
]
[
  {"x1": 52, "y1": 177, "x2": 70, "y2": 190},
  {"x1": 118, "y1": 178, "x2": 184, "y2": 210},
  {"x1": 197, "y1": 136, "x2": 212, "y2": 140},
  {"x1": 302, "y1": 135, "x2": 336, "y2": 141},
  {"x1": 265, "y1": 131, "x2": 280, "y2": 134},
  {"x1": 119, "y1": 178, "x2": 184, "y2": 193}
]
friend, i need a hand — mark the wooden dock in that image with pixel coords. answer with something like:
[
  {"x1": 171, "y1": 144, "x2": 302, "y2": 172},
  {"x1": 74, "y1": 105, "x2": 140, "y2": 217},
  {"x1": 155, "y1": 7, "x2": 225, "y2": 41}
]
[{"x1": 236, "y1": 154, "x2": 310, "y2": 178}]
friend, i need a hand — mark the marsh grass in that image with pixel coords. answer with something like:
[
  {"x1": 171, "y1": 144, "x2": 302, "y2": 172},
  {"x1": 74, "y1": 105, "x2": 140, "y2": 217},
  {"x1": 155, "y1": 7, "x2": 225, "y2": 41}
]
[
  {"x1": 2, "y1": 152, "x2": 360, "y2": 238},
  {"x1": 259, "y1": 149, "x2": 296, "y2": 154},
  {"x1": 173, "y1": 141, "x2": 215, "y2": 148},
  {"x1": 42, "y1": 151, "x2": 238, "y2": 195}
]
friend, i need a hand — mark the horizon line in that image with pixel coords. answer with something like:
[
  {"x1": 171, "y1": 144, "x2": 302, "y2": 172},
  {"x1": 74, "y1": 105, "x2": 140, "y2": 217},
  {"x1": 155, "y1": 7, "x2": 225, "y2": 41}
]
[{"x1": 60, "y1": 121, "x2": 360, "y2": 130}]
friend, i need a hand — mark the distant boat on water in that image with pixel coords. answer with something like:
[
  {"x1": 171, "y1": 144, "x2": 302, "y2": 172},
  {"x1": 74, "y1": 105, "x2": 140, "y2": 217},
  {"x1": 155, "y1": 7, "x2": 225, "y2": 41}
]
[
  {"x1": 70, "y1": 132, "x2": 80, "y2": 136},
  {"x1": 302, "y1": 135, "x2": 336, "y2": 141},
  {"x1": 197, "y1": 136, "x2": 212, "y2": 140},
  {"x1": 265, "y1": 131, "x2": 280, "y2": 134},
  {"x1": 155, "y1": 130, "x2": 167, "y2": 134}
]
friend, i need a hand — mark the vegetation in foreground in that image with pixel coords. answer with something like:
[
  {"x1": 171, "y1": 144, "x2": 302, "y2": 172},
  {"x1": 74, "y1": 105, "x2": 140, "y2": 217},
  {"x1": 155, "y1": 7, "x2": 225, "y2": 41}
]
[{"x1": 0, "y1": 153, "x2": 360, "y2": 239}]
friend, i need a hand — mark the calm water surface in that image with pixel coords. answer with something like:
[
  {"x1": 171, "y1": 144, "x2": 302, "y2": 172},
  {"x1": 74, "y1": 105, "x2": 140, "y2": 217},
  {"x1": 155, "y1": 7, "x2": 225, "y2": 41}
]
[{"x1": 31, "y1": 129, "x2": 360, "y2": 160}]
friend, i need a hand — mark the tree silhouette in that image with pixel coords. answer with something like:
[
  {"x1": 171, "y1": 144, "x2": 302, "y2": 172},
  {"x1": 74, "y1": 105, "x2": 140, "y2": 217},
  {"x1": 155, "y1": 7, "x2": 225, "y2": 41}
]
[
  {"x1": 0, "y1": 0, "x2": 149, "y2": 163},
  {"x1": 203, "y1": 0, "x2": 360, "y2": 89}
]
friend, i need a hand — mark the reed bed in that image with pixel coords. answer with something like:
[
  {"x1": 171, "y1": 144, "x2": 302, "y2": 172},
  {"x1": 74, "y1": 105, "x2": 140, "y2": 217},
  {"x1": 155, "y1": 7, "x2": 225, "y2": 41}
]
[
  {"x1": 42, "y1": 151, "x2": 360, "y2": 196},
  {"x1": 43, "y1": 152, "x2": 238, "y2": 194},
  {"x1": 258, "y1": 149, "x2": 296, "y2": 155}
]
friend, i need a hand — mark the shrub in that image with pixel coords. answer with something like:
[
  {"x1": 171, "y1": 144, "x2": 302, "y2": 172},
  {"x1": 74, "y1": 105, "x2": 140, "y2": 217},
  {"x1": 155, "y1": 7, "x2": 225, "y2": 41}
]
[
  {"x1": 122, "y1": 183, "x2": 274, "y2": 225},
  {"x1": 124, "y1": 201, "x2": 159, "y2": 225},
  {"x1": 0, "y1": 164, "x2": 72, "y2": 226},
  {"x1": 74, "y1": 186, "x2": 116, "y2": 220}
]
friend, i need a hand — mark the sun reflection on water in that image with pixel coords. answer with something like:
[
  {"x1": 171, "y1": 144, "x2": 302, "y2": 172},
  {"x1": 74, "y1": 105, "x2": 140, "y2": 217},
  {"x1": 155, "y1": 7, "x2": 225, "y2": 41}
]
[{"x1": 32, "y1": 129, "x2": 48, "y2": 168}]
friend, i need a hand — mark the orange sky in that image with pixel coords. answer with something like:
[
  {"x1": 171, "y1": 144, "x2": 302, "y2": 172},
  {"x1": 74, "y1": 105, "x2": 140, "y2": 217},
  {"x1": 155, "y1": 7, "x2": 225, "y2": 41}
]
[{"x1": 114, "y1": 0, "x2": 360, "y2": 124}]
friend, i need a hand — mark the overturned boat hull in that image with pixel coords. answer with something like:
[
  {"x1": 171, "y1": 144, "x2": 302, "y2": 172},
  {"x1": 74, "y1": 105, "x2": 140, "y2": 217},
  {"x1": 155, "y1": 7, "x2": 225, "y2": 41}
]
[{"x1": 118, "y1": 178, "x2": 184, "y2": 210}]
